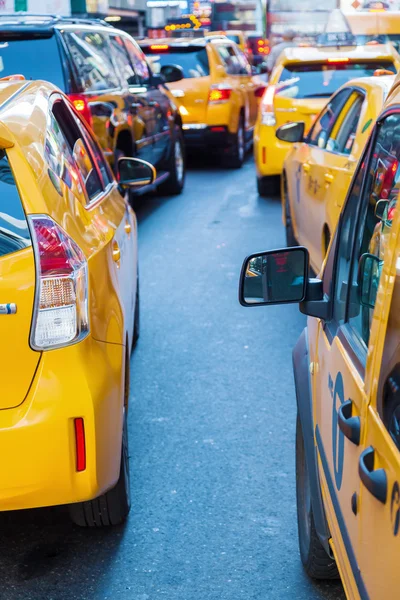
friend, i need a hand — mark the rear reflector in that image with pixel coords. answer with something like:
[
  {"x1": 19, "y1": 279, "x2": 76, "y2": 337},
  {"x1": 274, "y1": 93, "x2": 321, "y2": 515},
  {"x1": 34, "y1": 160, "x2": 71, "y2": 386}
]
[
  {"x1": 262, "y1": 147, "x2": 266, "y2": 164},
  {"x1": 210, "y1": 126, "x2": 225, "y2": 132},
  {"x1": 74, "y1": 418, "x2": 86, "y2": 472}
]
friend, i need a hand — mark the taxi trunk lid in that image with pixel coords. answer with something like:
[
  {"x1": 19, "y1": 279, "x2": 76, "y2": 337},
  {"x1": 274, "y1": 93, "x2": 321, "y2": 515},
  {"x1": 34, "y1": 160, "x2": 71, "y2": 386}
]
[
  {"x1": 168, "y1": 77, "x2": 210, "y2": 125},
  {"x1": 274, "y1": 96, "x2": 327, "y2": 133},
  {"x1": 0, "y1": 150, "x2": 40, "y2": 410}
]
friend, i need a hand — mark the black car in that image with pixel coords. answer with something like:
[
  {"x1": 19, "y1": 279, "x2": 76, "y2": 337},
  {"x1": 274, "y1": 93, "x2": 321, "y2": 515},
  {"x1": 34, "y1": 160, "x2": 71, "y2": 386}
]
[{"x1": 0, "y1": 14, "x2": 185, "y2": 195}]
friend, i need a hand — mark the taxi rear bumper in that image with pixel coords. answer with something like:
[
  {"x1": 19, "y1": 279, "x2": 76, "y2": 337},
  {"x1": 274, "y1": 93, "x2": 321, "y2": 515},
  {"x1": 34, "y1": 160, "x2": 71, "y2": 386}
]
[
  {"x1": 0, "y1": 336, "x2": 125, "y2": 512},
  {"x1": 182, "y1": 124, "x2": 233, "y2": 149}
]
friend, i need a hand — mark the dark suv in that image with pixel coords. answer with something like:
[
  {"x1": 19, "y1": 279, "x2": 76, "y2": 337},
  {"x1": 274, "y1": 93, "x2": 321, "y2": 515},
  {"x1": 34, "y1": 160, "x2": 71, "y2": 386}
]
[{"x1": 0, "y1": 14, "x2": 185, "y2": 195}]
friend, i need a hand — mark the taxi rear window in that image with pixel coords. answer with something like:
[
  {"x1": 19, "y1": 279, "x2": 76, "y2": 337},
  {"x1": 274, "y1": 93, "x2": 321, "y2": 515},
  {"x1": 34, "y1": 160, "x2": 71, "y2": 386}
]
[
  {"x1": 0, "y1": 151, "x2": 31, "y2": 258},
  {"x1": 142, "y1": 46, "x2": 209, "y2": 78},
  {"x1": 276, "y1": 61, "x2": 396, "y2": 99}
]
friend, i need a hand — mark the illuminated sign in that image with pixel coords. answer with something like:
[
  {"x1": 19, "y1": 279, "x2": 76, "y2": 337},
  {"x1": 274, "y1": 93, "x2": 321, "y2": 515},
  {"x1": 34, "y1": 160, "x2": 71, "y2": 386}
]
[{"x1": 165, "y1": 14, "x2": 202, "y2": 30}]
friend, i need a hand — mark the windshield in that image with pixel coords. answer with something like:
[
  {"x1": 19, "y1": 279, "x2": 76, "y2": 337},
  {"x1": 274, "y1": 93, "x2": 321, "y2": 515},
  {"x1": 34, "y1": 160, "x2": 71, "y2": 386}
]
[
  {"x1": 276, "y1": 61, "x2": 396, "y2": 99},
  {"x1": 143, "y1": 47, "x2": 210, "y2": 78},
  {"x1": 0, "y1": 37, "x2": 65, "y2": 90}
]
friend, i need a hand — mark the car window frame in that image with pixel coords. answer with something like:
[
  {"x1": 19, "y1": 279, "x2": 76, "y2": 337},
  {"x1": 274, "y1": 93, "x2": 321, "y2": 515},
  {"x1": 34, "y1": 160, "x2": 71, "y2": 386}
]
[
  {"x1": 122, "y1": 35, "x2": 152, "y2": 89},
  {"x1": 306, "y1": 88, "x2": 352, "y2": 149},
  {"x1": 107, "y1": 32, "x2": 139, "y2": 89},
  {"x1": 49, "y1": 93, "x2": 116, "y2": 208},
  {"x1": 325, "y1": 88, "x2": 366, "y2": 157}
]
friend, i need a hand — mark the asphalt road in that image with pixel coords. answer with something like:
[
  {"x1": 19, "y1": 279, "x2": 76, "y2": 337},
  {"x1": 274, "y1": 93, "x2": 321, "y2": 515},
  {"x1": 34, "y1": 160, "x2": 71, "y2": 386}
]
[{"x1": 0, "y1": 155, "x2": 346, "y2": 600}]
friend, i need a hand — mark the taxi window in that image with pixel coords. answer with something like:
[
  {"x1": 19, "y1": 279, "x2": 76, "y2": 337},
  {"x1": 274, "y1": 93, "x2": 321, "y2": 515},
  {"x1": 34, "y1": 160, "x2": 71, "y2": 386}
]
[
  {"x1": 0, "y1": 152, "x2": 31, "y2": 258},
  {"x1": 142, "y1": 46, "x2": 209, "y2": 79},
  {"x1": 63, "y1": 31, "x2": 120, "y2": 92},
  {"x1": 326, "y1": 93, "x2": 364, "y2": 155},
  {"x1": 217, "y1": 45, "x2": 246, "y2": 75},
  {"x1": 308, "y1": 89, "x2": 350, "y2": 149},
  {"x1": 108, "y1": 35, "x2": 137, "y2": 87},
  {"x1": 276, "y1": 61, "x2": 395, "y2": 100},
  {"x1": 123, "y1": 38, "x2": 151, "y2": 86},
  {"x1": 347, "y1": 114, "x2": 400, "y2": 348}
]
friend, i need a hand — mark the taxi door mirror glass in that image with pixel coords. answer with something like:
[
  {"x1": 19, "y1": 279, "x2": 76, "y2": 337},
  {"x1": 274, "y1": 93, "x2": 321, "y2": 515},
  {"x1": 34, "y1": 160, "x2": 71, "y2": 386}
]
[
  {"x1": 160, "y1": 64, "x2": 184, "y2": 83},
  {"x1": 239, "y1": 247, "x2": 309, "y2": 306},
  {"x1": 358, "y1": 253, "x2": 381, "y2": 309},
  {"x1": 375, "y1": 198, "x2": 388, "y2": 221},
  {"x1": 117, "y1": 157, "x2": 156, "y2": 188},
  {"x1": 276, "y1": 122, "x2": 305, "y2": 143}
]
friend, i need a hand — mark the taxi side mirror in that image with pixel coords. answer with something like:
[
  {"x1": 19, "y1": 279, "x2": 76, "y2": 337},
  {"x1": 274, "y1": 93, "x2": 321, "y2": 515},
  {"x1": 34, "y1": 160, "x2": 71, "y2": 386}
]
[
  {"x1": 375, "y1": 199, "x2": 388, "y2": 221},
  {"x1": 117, "y1": 157, "x2": 156, "y2": 189},
  {"x1": 239, "y1": 247, "x2": 309, "y2": 306},
  {"x1": 160, "y1": 64, "x2": 184, "y2": 83},
  {"x1": 358, "y1": 253, "x2": 381, "y2": 309},
  {"x1": 276, "y1": 121, "x2": 305, "y2": 143}
]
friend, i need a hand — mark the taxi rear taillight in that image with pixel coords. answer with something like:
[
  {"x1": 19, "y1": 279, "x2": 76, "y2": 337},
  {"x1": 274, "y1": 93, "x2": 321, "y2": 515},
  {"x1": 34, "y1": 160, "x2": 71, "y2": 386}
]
[
  {"x1": 208, "y1": 86, "x2": 232, "y2": 103},
  {"x1": 68, "y1": 94, "x2": 93, "y2": 129},
  {"x1": 29, "y1": 215, "x2": 89, "y2": 350},
  {"x1": 260, "y1": 85, "x2": 276, "y2": 126}
]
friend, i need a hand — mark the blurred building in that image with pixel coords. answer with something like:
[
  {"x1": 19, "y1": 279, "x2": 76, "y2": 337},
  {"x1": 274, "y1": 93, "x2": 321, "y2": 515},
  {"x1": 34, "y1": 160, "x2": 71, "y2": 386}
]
[{"x1": 71, "y1": 0, "x2": 146, "y2": 35}]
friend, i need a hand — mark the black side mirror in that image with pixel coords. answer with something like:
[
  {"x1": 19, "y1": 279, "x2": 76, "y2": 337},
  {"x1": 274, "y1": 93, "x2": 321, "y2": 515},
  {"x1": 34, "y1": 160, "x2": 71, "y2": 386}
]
[
  {"x1": 117, "y1": 157, "x2": 156, "y2": 189},
  {"x1": 151, "y1": 74, "x2": 165, "y2": 87},
  {"x1": 160, "y1": 64, "x2": 184, "y2": 83},
  {"x1": 276, "y1": 121, "x2": 305, "y2": 143},
  {"x1": 239, "y1": 247, "x2": 309, "y2": 306},
  {"x1": 358, "y1": 253, "x2": 381, "y2": 309}
]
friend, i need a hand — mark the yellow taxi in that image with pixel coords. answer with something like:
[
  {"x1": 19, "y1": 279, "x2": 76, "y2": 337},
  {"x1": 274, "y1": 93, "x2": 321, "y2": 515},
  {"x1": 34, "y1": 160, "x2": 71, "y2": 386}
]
[
  {"x1": 239, "y1": 71, "x2": 400, "y2": 599},
  {"x1": 0, "y1": 76, "x2": 154, "y2": 526},
  {"x1": 255, "y1": 42, "x2": 400, "y2": 195},
  {"x1": 208, "y1": 30, "x2": 249, "y2": 55},
  {"x1": 279, "y1": 73, "x2": 394, "y2": 274},
  {"x1": 140, "y1": 36, "x2": 265, "y2": 167}
]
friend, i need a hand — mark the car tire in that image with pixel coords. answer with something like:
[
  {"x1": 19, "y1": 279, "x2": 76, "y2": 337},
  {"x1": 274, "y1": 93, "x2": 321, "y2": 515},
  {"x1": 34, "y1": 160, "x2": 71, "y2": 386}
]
[
  {"x1": 132, "y1": 275, "x2": 140, "y2": 351},
  {"x1": 69, "y1": 408, "x2": 131, "y2": 528},
  {"x1": 225, "y1": 115, "x2": 245, "y2": 169},
  {"x1": 158, "y1": 126, "x2": 185, "y2": 195},
  {"x1": 296, "y1": 414, "x2": 339, "y2": 579},
  {"x1": 257, "y1": 176, "x2": 280, "y2": 197},
  {"x1": 284, "y1": 192, "x2": 297, "y2": 247}
]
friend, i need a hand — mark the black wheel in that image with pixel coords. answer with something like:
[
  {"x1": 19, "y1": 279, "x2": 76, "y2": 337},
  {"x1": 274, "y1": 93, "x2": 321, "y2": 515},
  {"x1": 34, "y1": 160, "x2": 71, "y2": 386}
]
[
  {"x1": 284, "y1": 189, "x2": 297, "y2": 247},
  {"x1": 296, "y1": 414, "x2": 339, "y2": 579},
  {"x1": 225, "y1": 114, "x2": 245, "y2": 168},
  {"x1": 257, "y1": 176, "x2": 280, "y2": 198},
  {"x1": 158, "y1": 127, "x2": 185, "y2": 195},
  {"x1": 132, "y1": 275, "x2": 140, "y2": 351},
  {"x1": 69, "y1": 409, "x2": 131, "y2": 527}
]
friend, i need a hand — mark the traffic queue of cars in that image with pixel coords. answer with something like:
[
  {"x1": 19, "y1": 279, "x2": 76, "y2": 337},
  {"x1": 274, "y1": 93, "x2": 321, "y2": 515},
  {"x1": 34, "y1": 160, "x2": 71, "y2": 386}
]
[{"x1": 239, "y1": 19, "x2": 400, "y2": 600}]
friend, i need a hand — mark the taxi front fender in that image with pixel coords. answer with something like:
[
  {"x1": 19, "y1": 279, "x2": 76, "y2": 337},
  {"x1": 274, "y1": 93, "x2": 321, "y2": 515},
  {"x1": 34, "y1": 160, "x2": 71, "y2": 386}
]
[{"x1": 293, "y1": 328, "x2": 332, "y2": 556}]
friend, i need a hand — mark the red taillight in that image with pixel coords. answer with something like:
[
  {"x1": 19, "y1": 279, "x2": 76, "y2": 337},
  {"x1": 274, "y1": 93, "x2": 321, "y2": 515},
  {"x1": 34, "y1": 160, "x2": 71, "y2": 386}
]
[
  {"x1": 68, "y1": 94, "x2": 93, "y2": 129},
  {"x1": 210, "y1": 126, "x2": 226, "y2": 132},
  {"x1": 74, "y1": 418, "x2": 86, "y2": 472},
  {"x1": 255, "y1": 85, "x2": 266, "y2": 98},
  {"x1": 208, "y1": 86, "x2": 232, "y2": 103},
  {"x1": 260, "y1": 85, "x2": 276, "y2": 126},
  {"x1": 29, "y1": 215, "x2": 89, "y2": 349}
]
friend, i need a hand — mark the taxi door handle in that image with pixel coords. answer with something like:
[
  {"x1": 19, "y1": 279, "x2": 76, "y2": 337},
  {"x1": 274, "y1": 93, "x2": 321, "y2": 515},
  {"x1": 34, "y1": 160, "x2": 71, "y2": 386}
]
[
  {"x1": 324, "y1": 173, "x2": 334, "y2": 184},
  {"x1": 359, "y1": 447, "x2": 387, "y2": 504},
  {"x1": 112, "y1": 240, "x2": 121, "y2": 264},
  {"x1": 302, "y1": 163, "x2": 310, "y2": 173},
  {"x1": 338, "y1": 400, "x2": 360, "y2": 446}
]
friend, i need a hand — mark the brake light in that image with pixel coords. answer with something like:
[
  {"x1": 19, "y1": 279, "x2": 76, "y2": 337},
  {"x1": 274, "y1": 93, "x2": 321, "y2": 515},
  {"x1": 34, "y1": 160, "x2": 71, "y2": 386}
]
[
  {"x1": 68, "y1": 94, "x2": 93, "y2": 129},
  {"x1": 208, "y1": 86, "x2": 232, "y2": 103},
  {"x1": 150, "y1": 44, "x2": 169, "y2": 51},
  {"x1": 255, "y1": 85, "x2": 266, "y2": 98},
  {"x1": 260, "y1": 85, "x2": 276, "y2": 126},
  {"x1": 29, "y1": 215, "x2": 89, "y2": 350},
  {"x1": 327, "y1": 58, "x2": 350, "y2": 63}
]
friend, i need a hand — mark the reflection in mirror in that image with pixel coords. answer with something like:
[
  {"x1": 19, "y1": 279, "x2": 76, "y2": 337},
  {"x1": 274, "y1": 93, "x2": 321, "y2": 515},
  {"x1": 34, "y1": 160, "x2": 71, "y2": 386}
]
[
  {"x1": 375, "y1": 199, "x2": 388, "y2": 221},
  {"x1": 160, "y1": 64, "x2": 184, "y2": 83},
  {"x1": 242, "y1": 247, "x2": 307, "y2": 306},
  {"x1": 118, "y1": 157, "x2": 156, "y2": 188},
  {"x1": 359, "y1": 253, "x2": 381, "y2": 309}
]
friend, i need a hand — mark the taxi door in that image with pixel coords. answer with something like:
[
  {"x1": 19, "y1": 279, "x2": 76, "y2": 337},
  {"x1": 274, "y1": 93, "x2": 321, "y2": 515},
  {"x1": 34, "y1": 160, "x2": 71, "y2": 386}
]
[
  {"x1": 354, "y1": 114, "x2": 400, "y2": 598},
  {"x1": 314, "y1": 112, "x2": 400, "y2": 597},
  {"x1": 234, "y1": 46, "x2": 259, "y2": 127},
  {"x1": 293, "y1": 89, "x2": 351, "y2": 264}
]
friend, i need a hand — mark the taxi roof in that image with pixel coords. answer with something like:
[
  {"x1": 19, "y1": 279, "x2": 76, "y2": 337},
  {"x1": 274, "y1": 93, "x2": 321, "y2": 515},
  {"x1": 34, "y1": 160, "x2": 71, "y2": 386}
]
[
  {"x1": 342, "y1": 73, "x2": 395, "y2": 93},
  {"x1": 277, "y1": 43, "x2": 397, "y2": 65},
  {"x1": 139, "y1": 36, "x2": 235, "y2": 48}
]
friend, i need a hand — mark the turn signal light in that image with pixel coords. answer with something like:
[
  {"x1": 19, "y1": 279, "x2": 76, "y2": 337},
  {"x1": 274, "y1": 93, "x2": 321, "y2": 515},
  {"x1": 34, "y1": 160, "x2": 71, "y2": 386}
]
[{"x1": 208, "y1": 87, "x2": 232, "y2": 103}]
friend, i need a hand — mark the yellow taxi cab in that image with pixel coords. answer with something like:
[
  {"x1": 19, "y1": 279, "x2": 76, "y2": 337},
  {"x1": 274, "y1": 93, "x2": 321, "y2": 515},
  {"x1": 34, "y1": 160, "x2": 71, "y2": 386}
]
[
  {"x1": 208, "y1": 30, "x2": 249, "y2": 55},
  {"x1": 278, "y1": 73, "x2": 394, "y2": 274},
  {"x1": 140, "y1": 36, "x2": 265, "y2": 167},
  {"x1": 255, "y1": 40, "x2": 400, "y2": 195},
  {"x1": 239, "y1": 71, "x2": 400, "y2": 599},
  {"x1": 0, "y1": 76, "x2": 154, "y2": 526}
]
